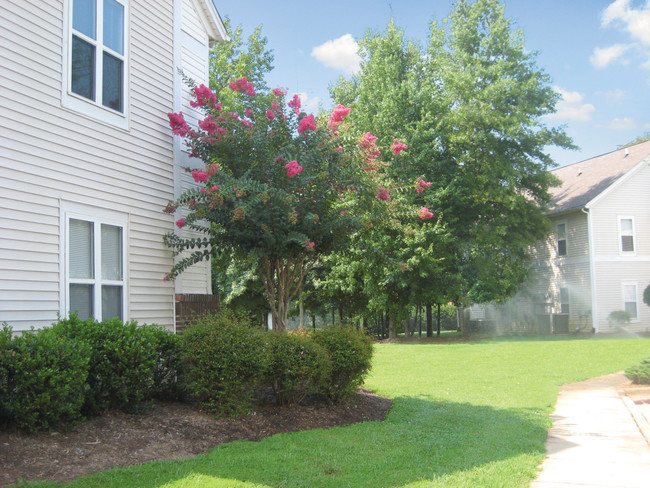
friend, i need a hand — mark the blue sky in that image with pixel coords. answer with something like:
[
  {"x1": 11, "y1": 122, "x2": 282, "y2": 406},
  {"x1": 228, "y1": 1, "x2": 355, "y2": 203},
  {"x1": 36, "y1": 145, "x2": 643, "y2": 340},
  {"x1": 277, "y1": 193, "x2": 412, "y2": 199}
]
[{"x1": 215, "y1": 0, "x2": 650, "y2": 167}]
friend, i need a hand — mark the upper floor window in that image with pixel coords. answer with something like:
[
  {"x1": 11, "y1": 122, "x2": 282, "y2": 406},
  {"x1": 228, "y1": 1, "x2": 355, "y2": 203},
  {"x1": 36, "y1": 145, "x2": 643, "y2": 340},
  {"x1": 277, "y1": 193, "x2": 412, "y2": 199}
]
[
  {"x1": 64, "y1": 0, "x2": 128, "y2": 127},
  {"x1": 619, "y1": 217, "x2": 635, "y2": 253},
  {"x1": 556, "y1": 223, "x2": 567, "y2": 257}
]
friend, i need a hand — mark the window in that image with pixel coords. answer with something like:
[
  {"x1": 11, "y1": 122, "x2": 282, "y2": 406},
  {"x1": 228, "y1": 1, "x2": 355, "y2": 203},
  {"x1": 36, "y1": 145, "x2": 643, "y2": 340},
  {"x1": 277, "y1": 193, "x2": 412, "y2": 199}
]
[
  {"x1": 65, "y1": 0, "x2": 128, "y2": 125},
  {"x1": 559, "y1": 287, "x2": 569, "y2": 314},
  {"x1": 623, "y1": 283, "x2": 638, "y2": 319},
  {"x1": 619, "y1": 217, "x2": 635, "y2": 253},
  {"x1": 67, "y1": 217, "x2": 125, "y2": 321},
  {"x1": 556, "y1": 223, "x2": 567, "y2": 257}
]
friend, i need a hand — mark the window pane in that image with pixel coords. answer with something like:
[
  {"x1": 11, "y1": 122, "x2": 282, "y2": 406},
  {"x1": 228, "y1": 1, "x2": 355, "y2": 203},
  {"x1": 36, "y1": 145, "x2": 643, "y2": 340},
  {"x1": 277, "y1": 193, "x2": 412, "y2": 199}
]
[
  {"x1": 558, "y1": 240, "x2": 567, "y2": 256},
  {"x1": 557, "y1": 223, "x2": 566, "y2": 239},
  {"x1": 102, "y1": 52, "x2": 123, "y2": 112},
  {"x1": 70, "y1": 284, "x2": 93, "y2": 320},
  {"x1": 102, "y1": 285, "x2": 123, "y2": 320},
  {"x1": 73, "y1": 0, "x2": 96, "y2": 39},
  {"x1": 71, "y1": 36, "x2": 95, "y2": 100},
  {"x1": 623, "y1": 285, "x2": 636, "y2": 302},
  {"x1": 624, "y1": 301, "x2": 637, "y2": 318},
  {"x1": 621, "y1": 235, "x2": 634, "y2": 252},
  {"x1": 103, "y1": 0, "x2": 124, "y2": 54},
  {"x1": 101, "y1": 224, "x2": 123, "y2": 280},
  {"x1": 621, "y1": 219, "x2": 633, "y2": 234},
  {"x1": 69, "y1": 219, "x2": 94, "y2": 279}
]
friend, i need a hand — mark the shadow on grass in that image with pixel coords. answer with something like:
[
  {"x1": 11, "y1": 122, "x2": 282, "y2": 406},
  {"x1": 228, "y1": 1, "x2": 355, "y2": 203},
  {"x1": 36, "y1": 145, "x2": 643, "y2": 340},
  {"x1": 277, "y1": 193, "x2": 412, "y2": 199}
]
[{"x1": 55, "y1": 396, "x2": 549, "y2": 488}]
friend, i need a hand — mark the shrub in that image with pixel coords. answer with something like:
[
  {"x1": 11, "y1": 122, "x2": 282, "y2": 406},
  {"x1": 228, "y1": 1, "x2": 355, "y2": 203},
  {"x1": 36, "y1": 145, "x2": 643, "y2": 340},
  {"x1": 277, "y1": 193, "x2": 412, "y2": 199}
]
[
  {"x1": 263, "y1": 331, "x2": 330, "y2": 405},
  {"x1": 626, "y1": 358, "x2": 650, "y2": 385},
  {"x1": 311, "y1": 325, "x2": 374, "y2": 402},
  {"x1": 139, "y1": 324, "x2": 185, "y2": 401},
  {"x1": 2, "y1": 326, "x2": 90, "y2": 432},
  {"x1": 608, "y1": 310, "x2": 632, "y2": 326},
  {"x1": 181, "y1": 311, "x2": 266, "y2": 416},
  {"x1": 0, "y1": 324, "x2": 14, "y2": 424},
  {"x1": 52, "y1": 315, "x2": 158, "y2": 415}
]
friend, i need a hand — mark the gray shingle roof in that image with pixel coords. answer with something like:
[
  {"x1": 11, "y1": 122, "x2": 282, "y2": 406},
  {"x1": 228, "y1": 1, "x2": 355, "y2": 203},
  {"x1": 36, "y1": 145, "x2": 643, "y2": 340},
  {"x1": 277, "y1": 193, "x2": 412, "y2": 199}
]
[{"x1": 548, "y1": 139, "x2": 650, "y2": 214}]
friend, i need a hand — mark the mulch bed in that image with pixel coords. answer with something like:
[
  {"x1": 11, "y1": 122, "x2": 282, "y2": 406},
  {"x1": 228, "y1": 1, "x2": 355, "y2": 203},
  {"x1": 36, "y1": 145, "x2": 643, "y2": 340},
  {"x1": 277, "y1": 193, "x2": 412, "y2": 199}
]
[{"x1": 0, "y1": 388, "x2": 391, "y2": 487}]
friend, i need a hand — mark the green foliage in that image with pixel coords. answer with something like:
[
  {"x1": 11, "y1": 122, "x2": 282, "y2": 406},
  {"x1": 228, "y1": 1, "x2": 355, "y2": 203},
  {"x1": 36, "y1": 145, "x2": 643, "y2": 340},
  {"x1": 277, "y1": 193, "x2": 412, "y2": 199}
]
[
  {"x1": 262, "y1": 331, "x2": 330, "y2": 405},
  {"x1": 608, "y1": 310, "x2": 632, "y2": 325},
  {"x1": 52, "y1": 315, "x2": 161, "y2": 415},
  {"x1": 1, "y1": 326, "x2": 90, "y2": 432},
  {"x1": 626, "y1": 357, "x2": 650, "y2": 384},
  {"x1": 311, "y1": 325, "x2": 374, "y2": 402},
  {"x1": 180, "y1": 312, "x2": 266, "y2": 416},
  {"x1": 621, "y1": 132, "x2": 650, "y2": 148},
  {"x1": 138, "y1": 324, "x2": 185, "y2": 401},
  {"x1": 643, "y1": 283, "x2": 650, "y2": 308}
]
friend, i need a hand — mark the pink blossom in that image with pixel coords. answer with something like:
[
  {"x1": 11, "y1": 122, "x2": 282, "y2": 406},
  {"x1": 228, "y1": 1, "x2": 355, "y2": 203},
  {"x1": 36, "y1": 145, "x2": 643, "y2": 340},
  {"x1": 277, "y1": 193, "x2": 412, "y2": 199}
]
[
  {"x1": 245, "y1": 108, "x2": 253, "y2": 118},
  {"x1": 271, "y1": 101, "x2": 281, "y2": 112},
  {"x1": 168, "y1": 112, "x2": 189, "y2": 137},
  {"x1": 288, "y1": 94, "x2": 301, "y2": 114},
  {"x1": 272, "y1": 88, "x2": 287, "y2": 97},
  {"x1": 198, "y1": 114, "x2": 219, "y2": 134},
  {"x1": 418, "y1": 207, "x2": 434, "y2": 220},
  {"x1": 207, "y1": 163, "x2": 220, "y2": 176},
  {"x1": 285, "y1": 160, "x2": 303, "y2": 177},
  {"x1": 415, "y1": 177, "x2": 432, "y2": 193},
  {"x1": 376, "y1": 187, "x2": 391, "y2": 201},
  {"x1": 190, "y1": 84, "x2": 218, "y2": 108},
  {"x1": 266, "y1": 109, "x2": 275, "y2": 120},
  {"x1": 189, "y1": 199, "x2": 195, "y2": 207},
  {"x1": 163, "y1": 276, "x2": 169, "y2": 281},
  {"x1": 211, "y1": 185, "x2": 221, "y2": 192},
  {"x1": 191, "y1": 170, "x2": 209, "y2": 183},
  {"x1": 328, "y1": 104, "x2": 352, "y2": 129},
  {"x1": 399, "y1": 262, "x2": 408, "y2": 270},
  {"x1": 305, "y1": 241, "x2": 315, "y2": 249},
  {"x1": 199, "y1": 188, "x2": 206, "y2": 193},
  {"x1": 176, "y1": 218, "x2": 186, "y2": 228},
  {"x1": 337, "y1": 147, "x2": 342, "y2": 151},
  {"x1": 392, "y1": 138, "x2": 409, "y2": 155},
  {"x1": 297, "y1": 114, "x2": 317, "y2": 133}
]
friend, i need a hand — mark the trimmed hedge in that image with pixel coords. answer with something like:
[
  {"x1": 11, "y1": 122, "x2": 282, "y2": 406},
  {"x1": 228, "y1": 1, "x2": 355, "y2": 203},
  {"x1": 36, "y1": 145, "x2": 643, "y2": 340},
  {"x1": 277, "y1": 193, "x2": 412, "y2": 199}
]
[
  {"x1": 181, "y1": 312, "x2": 266, "y2": 416},
  {"x1": 626, "y1": 357, "x2": 650, "y2": 385},
  {"x1": 263, "y1": 331, "x2": 330, "y2": 405}
]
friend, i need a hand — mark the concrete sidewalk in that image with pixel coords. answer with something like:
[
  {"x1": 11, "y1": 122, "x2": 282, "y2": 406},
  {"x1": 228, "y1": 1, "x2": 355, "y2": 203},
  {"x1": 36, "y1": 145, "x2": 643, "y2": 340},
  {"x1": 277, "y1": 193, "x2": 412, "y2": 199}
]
[{"x1": 532, "y1": 373, "x2": 650, "y2": 488}]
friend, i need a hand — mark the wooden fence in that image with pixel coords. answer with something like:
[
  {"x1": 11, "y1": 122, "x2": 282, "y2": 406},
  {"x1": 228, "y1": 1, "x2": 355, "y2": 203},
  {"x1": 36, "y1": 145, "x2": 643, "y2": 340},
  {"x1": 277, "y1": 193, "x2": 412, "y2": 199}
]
[{"x1": 174, "y1": 294, "x2": 220, "y2": 334}]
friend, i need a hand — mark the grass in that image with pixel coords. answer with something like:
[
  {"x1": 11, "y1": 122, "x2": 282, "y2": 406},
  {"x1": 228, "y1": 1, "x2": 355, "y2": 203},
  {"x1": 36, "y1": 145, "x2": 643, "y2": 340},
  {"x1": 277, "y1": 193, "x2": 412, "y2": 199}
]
[{"x1": 24, "y1": 336, "x2": 650, "y2": 488}]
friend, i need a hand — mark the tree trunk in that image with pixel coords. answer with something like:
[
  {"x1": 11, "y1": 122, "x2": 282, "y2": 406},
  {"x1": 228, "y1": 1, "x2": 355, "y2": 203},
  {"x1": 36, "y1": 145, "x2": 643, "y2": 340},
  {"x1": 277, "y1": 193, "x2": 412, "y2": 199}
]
[
  {"x1": 388, "y1": 314, "x2": 396, "y2": 340},
  {"x1": 436, "y1": 303, "x2": 442, "y2": 337},
  {"x1": 458, "y1": 306, "x2": 469, "y2": 334},
  {"x1": 298, "y1": 289, "x2": 304, "y2": 329},
  {"x1": 426, "y1": 304, "x2": 433, "y2": 337}
]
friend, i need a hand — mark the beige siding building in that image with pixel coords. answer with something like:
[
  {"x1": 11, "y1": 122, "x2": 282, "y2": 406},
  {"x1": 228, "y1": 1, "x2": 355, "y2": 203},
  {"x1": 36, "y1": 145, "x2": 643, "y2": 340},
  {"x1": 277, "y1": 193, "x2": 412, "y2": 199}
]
[{"x1": 0, "y1": 0, "x2": 227, "y2": 331}]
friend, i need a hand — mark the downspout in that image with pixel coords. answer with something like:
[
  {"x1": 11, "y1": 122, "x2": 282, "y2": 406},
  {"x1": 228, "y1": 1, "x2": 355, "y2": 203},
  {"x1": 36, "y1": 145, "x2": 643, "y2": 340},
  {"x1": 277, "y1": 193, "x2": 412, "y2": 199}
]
[{"x1": 582, "y1": 207, "x2": 598, "y2": 332}]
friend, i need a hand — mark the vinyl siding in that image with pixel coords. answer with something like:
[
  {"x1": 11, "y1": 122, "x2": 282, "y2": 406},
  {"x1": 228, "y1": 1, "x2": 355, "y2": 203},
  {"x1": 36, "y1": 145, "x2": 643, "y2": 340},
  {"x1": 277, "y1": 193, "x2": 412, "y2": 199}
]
[{"x1": 0, "y1": 0, "x2": 187, "y2": 330}]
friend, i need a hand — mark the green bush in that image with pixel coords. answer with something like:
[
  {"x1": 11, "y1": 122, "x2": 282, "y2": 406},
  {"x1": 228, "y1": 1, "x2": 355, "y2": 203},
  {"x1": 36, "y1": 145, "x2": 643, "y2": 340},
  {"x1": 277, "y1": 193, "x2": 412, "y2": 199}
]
[
  {"x1": 139, "y1": 324, "x2": 185, "y2": 401},
  {"x1": 181, "y1": 312, "x2": 266, "y2": 416},
  {"x1": 311, "y1": 325, "x2": 374, "y2": 402},
  {"x1": 0, "y1": 325, "x2": 14, "y2": 425},
  {"x1": 608, "y1": 310, "x2": 632, "y2": 325},
  {"x1": 626, "y1": 357, "x2": 650, "y2": 384},
  {"x1": 1, "y1": 326, "x2": 90, "y2": 432},
  {"x1": 263, "y1": 331, "x2": 330, "y2": 405},
  {"x1": 52, "y1": 315, "x2": 158, "y2": 415}
]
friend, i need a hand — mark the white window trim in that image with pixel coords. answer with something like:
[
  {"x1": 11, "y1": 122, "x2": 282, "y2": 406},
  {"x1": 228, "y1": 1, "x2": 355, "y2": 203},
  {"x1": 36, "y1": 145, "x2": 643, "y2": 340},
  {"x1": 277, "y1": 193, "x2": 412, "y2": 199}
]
[
  {"x1": 62, "y1": 0, "x2": 130, "y2": 130},
  {"x1": 60, "y1": 202, "x2": 129, "y2": 321},
  {"x1": 556, "y1": 221, "x2": 567, "y2": 258},
  {"x1": 618, "y1": 216, "x2": 636, "y2": 255},
  {"x1": 621, "y1": 281, "x2": 639, "y2": 321}
]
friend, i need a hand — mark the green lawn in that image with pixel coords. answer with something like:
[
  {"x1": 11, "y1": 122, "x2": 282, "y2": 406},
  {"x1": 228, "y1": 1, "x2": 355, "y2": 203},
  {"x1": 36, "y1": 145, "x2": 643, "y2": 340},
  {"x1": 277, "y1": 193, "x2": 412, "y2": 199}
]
[{"x1": 26, "y1": 336, "x2": 650, "y2": 488}]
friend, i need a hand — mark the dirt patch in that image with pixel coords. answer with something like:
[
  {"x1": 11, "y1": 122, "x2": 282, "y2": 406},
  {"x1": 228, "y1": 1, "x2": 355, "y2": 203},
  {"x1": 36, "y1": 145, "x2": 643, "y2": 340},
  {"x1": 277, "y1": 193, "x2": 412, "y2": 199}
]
[{"x1": 0, "y1": 388, "x2": 391, "y2": 487}]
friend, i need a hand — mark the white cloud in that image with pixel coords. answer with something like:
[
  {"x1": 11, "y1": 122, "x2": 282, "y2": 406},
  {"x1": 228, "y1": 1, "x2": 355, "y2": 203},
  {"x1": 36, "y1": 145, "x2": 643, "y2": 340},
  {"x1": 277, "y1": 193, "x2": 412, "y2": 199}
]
[
  {"x1": 547, "y1": 87, "x2": 596, "y2": 122},
  {"x1": 602, "y1": 0, "x2": 650, "y2": 45},
  {"x1": 311, "y1": 34, "x2": 362, "y2": 75},
  {"x1": 601, "y1": 88, "x2": 626, "y2": 102},
  {"x1": 295, "y1": 91, "x2": 321, "y2": 114},
  {"x1": 590, "y1": 44, "x2": 631, "y2": 68},
  {"x1": 606, "y1": 117, "x2": 637, "y2": 130}
]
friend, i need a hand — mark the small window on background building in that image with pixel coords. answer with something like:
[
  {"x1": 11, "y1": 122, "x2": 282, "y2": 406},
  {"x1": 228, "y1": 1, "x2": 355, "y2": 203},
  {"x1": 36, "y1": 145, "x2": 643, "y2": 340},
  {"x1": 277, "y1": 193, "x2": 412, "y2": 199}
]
[
  {"x1": 623, "y1": 284, "x2": 638, "y2": 319},
  {"x1": 557, "y1": 223, "x2": 567, "y2": 256},
  {"x1": 560, "y1": 287, "x2": 569, "y2": 314},
  {"x1": 619, "y1": 218, "x2": 635, "y2": 253}
]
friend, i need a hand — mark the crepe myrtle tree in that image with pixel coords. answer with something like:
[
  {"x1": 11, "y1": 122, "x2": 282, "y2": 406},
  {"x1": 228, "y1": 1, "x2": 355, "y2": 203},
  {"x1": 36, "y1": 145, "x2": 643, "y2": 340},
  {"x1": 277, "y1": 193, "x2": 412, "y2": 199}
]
[{"x1": 164, "y1": 79, "x2": 433, "y2": 331}]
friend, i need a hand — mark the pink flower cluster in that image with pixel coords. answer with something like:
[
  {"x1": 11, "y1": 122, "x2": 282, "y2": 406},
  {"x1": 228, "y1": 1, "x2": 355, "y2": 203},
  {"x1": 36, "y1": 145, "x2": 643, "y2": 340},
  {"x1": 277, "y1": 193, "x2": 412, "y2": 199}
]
[
  {"x1": 392, "y1": 139, "x2": 408, "y2": 155},
  {"x1": 288, "y1": 94, "x2": 301, "y2": 115},
  {"x1": 415, "y1": 177, "x2": 432, "y2": 193},
  {"x1": 305, "y1": 241, "x2": 315, "y2": 250},
  {"x1": 273, "y1": 88, "x2": 288, "y2": 97},
  {"x1": 176, "y1": 218, "x2": 186, "y2": 228},
  {"x1": 418, "y1": 207, "x2": 434, "y2": 220},
  {"x1": 358, "y1": 132, "x2": 382, "y2": 170},
  {"x1": 229, "y1": 77, "x2": 256, "y2": 96},
  {"x1": 327, "y1": 104, "x2": 352, "y2": 131},
  {"x1": 168, "y1": 112, "x2": 189, "y2": 137},
  {"x1": 298, "y1": 114, "x2": 317, "y2": 133},
  {"x1": 190, "y1": 84, "x2": 220, "y2": 109},
  {"x1": 285, "y1": 160, "x2": 303, "y2": 177},
  {"x1": 376, "y1": 187, "x2": 391, "y2": 201}
]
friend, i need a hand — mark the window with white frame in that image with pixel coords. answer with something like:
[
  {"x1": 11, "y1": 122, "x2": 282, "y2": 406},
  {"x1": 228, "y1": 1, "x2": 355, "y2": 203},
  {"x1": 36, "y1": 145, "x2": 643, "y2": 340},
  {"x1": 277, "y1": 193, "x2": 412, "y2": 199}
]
[
  {"x1": 65, "y1": 0, "x2": 128, "y2": 121},
  {"x1": 67, "y1": 217, "x2": 125, "y2": 321},
  {"x1": 556, "y1": 222, "x2": 567, "y2": 257},
  {"x1": 619, "y1": 217, "x2": 635, "y2": 253},
  {"x1": 622, "y1": 283, "x2": 638, "y2": 319},
  {"x1": 559, "y1": 287, "x2": 569, "y2": 314}
]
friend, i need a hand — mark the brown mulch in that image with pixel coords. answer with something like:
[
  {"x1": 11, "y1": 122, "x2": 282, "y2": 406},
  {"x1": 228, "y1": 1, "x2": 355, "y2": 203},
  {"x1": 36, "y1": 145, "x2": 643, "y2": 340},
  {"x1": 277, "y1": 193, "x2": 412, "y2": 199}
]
[{"x1": 0, "y1": 388, "x2": 391, "y2": 487}]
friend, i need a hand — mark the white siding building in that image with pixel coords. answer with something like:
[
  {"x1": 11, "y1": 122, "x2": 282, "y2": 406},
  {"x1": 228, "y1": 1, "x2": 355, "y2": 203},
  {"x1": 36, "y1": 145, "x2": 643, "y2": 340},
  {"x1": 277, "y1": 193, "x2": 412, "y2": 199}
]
[{"x1": 0, "y1": 0, "x2": 227, "y2": 331}]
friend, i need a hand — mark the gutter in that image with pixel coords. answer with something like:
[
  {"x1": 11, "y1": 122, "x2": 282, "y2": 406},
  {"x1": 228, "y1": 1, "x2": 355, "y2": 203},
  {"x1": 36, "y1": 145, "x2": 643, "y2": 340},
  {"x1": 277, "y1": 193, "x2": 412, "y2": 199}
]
[{"x1": 582, "y1": 206, "x2": 598, "y2": 332}]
